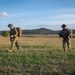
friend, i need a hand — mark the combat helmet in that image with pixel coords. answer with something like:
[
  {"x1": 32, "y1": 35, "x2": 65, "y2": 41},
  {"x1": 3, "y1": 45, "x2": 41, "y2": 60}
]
[
  {"x1": 8, "y1": 24, "x2": 13, "y2": 27},
  {"x1": 61, "y1": 24, "x2": 67, "y2": 28}
]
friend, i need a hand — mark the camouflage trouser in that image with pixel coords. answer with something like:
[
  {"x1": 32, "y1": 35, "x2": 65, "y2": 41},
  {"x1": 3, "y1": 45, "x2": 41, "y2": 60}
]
[
  {"x1": 62, "y1": 39, "x2": 71, "y2": 52},
  {"x1": 10, "y1": 37, "x2": 19, "y2": 50}
]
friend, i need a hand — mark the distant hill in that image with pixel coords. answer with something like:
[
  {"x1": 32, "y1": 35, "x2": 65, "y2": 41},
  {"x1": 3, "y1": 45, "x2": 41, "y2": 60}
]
[
  {"x1": 22, "y1": 28, "x2": 59, "y2": 34},
  {"x1": 23, "y1": 28, "x2": 75, "y2": 34},
  {"x1": 0, "y1": 28, "x2": 75, "y2": 35},
  {"x1": 73, "y1": 30, "x2": 75, "y2": 34},
  {"x1": 0, "y1": 30, "x2": 9, "y2": 35},
  {"x1": 0, "y1": 31, "x2": 4, "y2": 35}
]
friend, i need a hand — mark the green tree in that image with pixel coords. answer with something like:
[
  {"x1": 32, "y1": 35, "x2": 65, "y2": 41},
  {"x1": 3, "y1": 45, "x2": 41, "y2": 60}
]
[{"x1": 2, "y1": 31, "x2": 9, "y2": 37}]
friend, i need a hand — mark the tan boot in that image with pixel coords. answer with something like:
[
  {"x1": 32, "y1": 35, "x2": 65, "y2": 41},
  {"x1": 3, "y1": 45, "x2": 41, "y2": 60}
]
[{"x1": 8, "y1": 50, "x2": 12, "y2": 52}]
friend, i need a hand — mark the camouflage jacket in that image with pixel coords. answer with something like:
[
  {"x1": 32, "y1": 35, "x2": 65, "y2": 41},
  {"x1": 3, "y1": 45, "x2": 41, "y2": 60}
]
[
  {"x1": 10, "y1": 27, "x2": 18, "y2": 38},
  {"x1": 59, "y1": 28, "x2": 73, "y2": 39}
]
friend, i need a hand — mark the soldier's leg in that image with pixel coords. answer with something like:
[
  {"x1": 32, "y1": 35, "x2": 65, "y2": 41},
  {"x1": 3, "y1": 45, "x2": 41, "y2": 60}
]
[
  {"x1": 67, "y1": 40, "x2": 71, "y2": 51},
  {"x1": 10, "y1": 37, "x2": 18, "y2": 50},
  {"x1": 10, "y1": 39, "x2": 16, "y2": 50},
  {"x1": 63, "y1": 40, "x2": 67, "y2": 52},
  {"x1": 15, "y1": 41, "x2": 19, "y2": 50},
  {"x1": 14, "y1": 37, "x2": 19, "y2": 50}
]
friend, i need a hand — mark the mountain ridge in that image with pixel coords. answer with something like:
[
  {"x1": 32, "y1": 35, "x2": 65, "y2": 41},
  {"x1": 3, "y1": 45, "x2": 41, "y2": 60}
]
[{"x1": 0, "y1": 28, "x2": 75, "y2": 35}]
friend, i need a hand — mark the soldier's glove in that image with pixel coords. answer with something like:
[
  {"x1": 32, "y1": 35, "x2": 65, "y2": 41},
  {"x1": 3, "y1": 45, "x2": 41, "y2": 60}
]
[{"x1": 11, "y1": 35, "x2": 14, "y2": 38}]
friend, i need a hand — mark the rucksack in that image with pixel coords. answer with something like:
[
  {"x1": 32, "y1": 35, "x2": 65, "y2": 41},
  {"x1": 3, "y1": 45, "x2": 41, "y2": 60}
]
[
  {"x1": 68, "y1": 29, "x2": 73, "y2": 37},
  {"x1": 16, "y1": 27, "x2": 22, "y2": 37}
]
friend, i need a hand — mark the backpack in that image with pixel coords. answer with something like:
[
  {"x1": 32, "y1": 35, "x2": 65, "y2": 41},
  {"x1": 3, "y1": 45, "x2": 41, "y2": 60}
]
[
  {"x1": 68, "y1": 29, "x2": 73, "y2": 37},
  {"x1": 16, "y1": 27, "x2": 22, "y2": 37}
]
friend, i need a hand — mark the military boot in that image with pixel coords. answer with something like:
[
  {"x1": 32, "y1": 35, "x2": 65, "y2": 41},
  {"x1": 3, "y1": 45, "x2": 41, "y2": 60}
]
[{"x1": 8, "y1": 50, "x2": 12, "y2": 52}]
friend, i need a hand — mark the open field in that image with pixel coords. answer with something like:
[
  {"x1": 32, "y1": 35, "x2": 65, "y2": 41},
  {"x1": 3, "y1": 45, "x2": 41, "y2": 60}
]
[{"x1": 0, "y1": 35, "x2": 75, "y2": 75}]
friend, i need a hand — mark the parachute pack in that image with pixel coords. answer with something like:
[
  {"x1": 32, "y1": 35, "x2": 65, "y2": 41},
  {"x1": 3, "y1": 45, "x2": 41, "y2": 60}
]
[{"x1": 16, "y1": 27, "x2": 22, "y2": 37}]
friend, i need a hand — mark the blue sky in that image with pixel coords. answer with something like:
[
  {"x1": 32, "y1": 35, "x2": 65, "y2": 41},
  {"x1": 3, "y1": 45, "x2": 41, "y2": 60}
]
[{"x1": 0, "y1": 0, "x2": 75, "y2": 30}]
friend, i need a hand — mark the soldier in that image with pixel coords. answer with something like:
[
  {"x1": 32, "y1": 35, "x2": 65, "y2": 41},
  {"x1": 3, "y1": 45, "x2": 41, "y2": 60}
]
[
  {"x1": 8, "y1": 24, "x2": 19, "y2": 52},
  {"x1": 59, "y1": 24, "x2": 72, "y2": 52}
]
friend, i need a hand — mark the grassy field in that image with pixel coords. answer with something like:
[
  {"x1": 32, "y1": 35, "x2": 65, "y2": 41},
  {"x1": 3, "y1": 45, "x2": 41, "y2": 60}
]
[{"x1": 0, "y1": 35, "x2": 75, "y2": 75}]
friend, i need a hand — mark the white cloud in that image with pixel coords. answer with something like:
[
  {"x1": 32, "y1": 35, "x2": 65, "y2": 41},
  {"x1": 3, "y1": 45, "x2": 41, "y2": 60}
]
[{"x1": 0, "y1": 12, "x2": 9, "y2": 18}]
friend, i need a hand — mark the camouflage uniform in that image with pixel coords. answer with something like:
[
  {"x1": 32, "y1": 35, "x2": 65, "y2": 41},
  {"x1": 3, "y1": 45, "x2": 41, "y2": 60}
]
[
  {"x1": 59, "y1": 24, "x2": 72, "y2": 52},
  {"x1": 61, "y1": 29, "x2": 72, "y2": 52},
  {"x1": 8, "y1": 24, "x2": 19, "y2": 51}
]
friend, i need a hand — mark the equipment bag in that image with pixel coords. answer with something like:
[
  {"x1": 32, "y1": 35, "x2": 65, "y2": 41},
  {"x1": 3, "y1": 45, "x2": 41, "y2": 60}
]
[{"x1": 16, "y1": 27, "x2": 22, "y2": 37}]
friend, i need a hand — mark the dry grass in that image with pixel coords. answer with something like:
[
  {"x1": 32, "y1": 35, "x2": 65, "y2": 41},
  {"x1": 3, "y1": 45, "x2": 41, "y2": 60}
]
[
  {"x1": 0, "y1": 36, "x2": 62, "y2": 46},
  {"x1": 0, "y1": 35, "x2": 75, "y2": 49}
]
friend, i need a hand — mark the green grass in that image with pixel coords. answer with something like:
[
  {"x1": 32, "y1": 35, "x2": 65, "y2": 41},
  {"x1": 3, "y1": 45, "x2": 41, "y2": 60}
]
[
  {"x1": 0, "y1": 45, "x2": 75, "y2": 75},
  {"x1": 0, "y1": 37, "x2": 75, "y2": 75}
]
